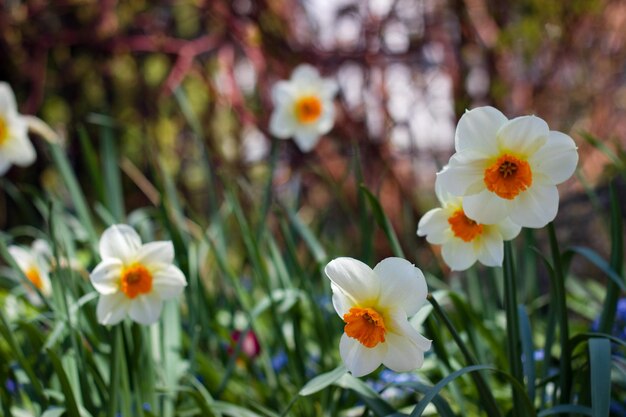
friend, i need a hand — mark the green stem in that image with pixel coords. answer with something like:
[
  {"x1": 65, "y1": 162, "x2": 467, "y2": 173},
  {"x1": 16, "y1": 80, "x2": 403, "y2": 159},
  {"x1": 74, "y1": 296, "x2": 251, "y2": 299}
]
[
  {"x1": 598, "y1": 181, "x2": 624, "y2": 334},
  {"x1": 503, "y1": 241, "x2": 524, "y2": 415},
  {"x1": 107, "y1": 326, "x2": 122, "y2": 417},
  {"x1": 428, "y1": 294, "x2": 502, "y2": 417},
  {"x1": 547, "y1": 222, "x2": 572, "y2": 404}
]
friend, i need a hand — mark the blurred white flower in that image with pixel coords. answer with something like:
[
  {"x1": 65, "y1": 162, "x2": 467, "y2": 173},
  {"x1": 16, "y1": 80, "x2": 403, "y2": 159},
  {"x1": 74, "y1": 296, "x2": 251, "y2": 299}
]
[
  {"x1": 417, "y1": 183, "x2": 521, "y2": 271},
  {"x1": 269, "y1": 64, "x2": 338, "y2": 152},
  {"x1": 0, "y1": 82, "x2": 36, "y2": 175},
  {"x1": 325, "y1": 257, "x2": 431, "y2": 377},
  {"x1": 89, "y1": 224, "x2": 187, "y2": 326},
  {"x1": 436, "y1": 106, "x2": 578, "y2": 228},
  {"x1": 8, "y1": 239, "x2": 52, "y2": 303}
]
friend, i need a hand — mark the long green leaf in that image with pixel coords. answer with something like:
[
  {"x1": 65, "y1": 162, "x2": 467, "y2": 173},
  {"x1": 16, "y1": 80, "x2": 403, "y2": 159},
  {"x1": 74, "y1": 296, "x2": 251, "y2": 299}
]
[
  {"x1": 360, "y1": 185, "x2": 404, "y2": 258},
  {"x1": 409, "y1": 365, "x2": 536, "y2": 417},
  {"x1": 47, "y1": 348, "x2": 82, "y2": 417},
  {"x1": 589, "y1": 338, "x2": 611, "y2": 417},
  {"x1": 299, "y1": 365, "x2": 347, "y2": 396},
  {"x1": 335, "y1": 373, "x2": 396, "y2": 416}
]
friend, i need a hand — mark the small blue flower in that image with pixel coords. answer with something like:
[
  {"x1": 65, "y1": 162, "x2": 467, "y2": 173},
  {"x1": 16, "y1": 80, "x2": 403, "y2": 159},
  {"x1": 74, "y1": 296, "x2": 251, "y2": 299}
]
[
  {"x1": 142, "y1": 402, "x2": 151, "y2": 412},
  {"x1": 271, "y1": 351, "x2": 288, "y2": 373},
  {"x1": 5, "y1": 378, "x2": 17, "y2": 395}
]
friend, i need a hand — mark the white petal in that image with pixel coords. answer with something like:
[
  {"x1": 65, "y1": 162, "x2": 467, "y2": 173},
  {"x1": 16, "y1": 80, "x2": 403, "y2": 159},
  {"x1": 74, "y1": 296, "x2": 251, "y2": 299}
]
[
  {"x1": 38, "y1": 270, "x2": 52, "y2": 297},
  {"x1": 128, "y1": 293, "x2": 163, "y2": 325},
  {"x1": 315, "y1": 103, "x2": 335, "y2": 134},
  {"x1": 321, "y1": 79, "x2": 339, "y2": 99},
  {"x1": 291, "y1": 64, "x2": 321, "y2": 84},
  {"x1": 530, "y1": 131, "x2": 578, "y2": 184},
  {"x1": 97, "y1": 293, "x2": 130, "y2": 325},
  {"x1": 374, "y1": 258, "x2": 428, "y2": 317},
  {"x1": 436, "y1": 153, "x2": 488, "y2": 196},
  {"x1": 497, "y1": 116, "x2": 549, "y2": 157},
  {"x1": 441, "y1": 239, "x2": 478, "y2": 271},
  {"x1": 1, "y1": 118, "x2": 35, "y2": 166},
  {"x1": 269, "y1": 108, "x2": 296, "y2": 139},
  {"x1": 383, "y1": 332, "x2": 428, "y2": 372},
  {"x1": 331, "y1": 282, "x2": 354, "y2": 317},
  {"x1": 90, "y1": 258, "x2": 122, "y2": 295},
  {"x1": 31, "y1": 239, "x2": 52, "y2": 260},
  {"x1": 476, "y1": 230, "x2": 504, "y2": 267},
  {"x1": 339, "y1": 333, "x2": 387, "y2": 377},
  {"x1": 99, "y1": 224, "x2": 142, "y2": 263},
  {"x1": 462, "y1": 189, "x2": 512, "y2": 224},
  {"x1": 434, "y1": 177, "x2": 459, "y2": 205},
  {"x1": 152, "y1": 264, "x2": 187, "y2": 299},
  {"x1": 509, "y1": 184, "x2": 559, "y2": 228},
  {"x1": 455, "y1": 106, "x2": 507, "y2": 153},
  {"x1": 271, "y1": 81, "x2": 295, "y2": 106},
  {"x1": 8, "y1": 246, "x2": 33, "y2": 271},
  {"x1": 0, "y1": 157, "x2": 10, "y2": 175},
  {"x1": 386, "y1": 308, "x2": 432, "y2": 351},
  {"x1": 136, "y1": 241, "x2": 174, "y2": 266},
  {"x1": 293, "y1": 130, "x2": 321, "y2": 152},
  {"x1": 0, "y1": 83, "x2": 18, "y2": 115},
  {"x1": 497, "y1": 218, "x2": 522, "y2": 241},
  {"x1": 417, "y1": 208, "x2": 450, "y2": 244},
  {"x1": 325, "y1": 257, "x2": 380, "y2": 306}
]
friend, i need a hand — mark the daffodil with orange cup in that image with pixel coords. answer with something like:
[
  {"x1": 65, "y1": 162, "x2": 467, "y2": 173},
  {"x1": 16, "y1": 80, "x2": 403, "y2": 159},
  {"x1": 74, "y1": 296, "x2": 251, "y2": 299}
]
[
  {"x1": 89, "y1": 224, "x2": 187, "y2": 325},
  {"x1": 417, "y1": 183, "x2": 521, "y2": 271},
  {"x1": 269, "y1": 64, "x2": 338, "y2": 152},
  {"x1": 436, "y1": 106, "x2": 578, "y2": 228},
  {"x1": 325, "y1": 257, "x2": 431, "y2": 377},
  {"x1": 8, "y1": 239, "x2": 52, "y2": 304}
]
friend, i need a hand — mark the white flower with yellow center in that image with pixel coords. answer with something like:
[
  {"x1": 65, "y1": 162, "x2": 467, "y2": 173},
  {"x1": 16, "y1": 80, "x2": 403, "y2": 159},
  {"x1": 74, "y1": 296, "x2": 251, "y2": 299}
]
[
  {"x1": 269, "y1": 64, "x2": 338, "y2": 152},
  {"x1": 89, "y1": 224, "x2": 187, "y2": 325},
  {"x1": 325, "y1": 257, "x2": 432, "y2": 377},
  {"x1": 0, "y1": 83, "x2": 36, "y2": 175},
  {"x1": 8, "y1": 239, "x2": 52, "y2": 303},
  {"x1": 417, "y1": 183, "x2": 521, "y2": 271},
  {"x1": 436, "y1": 106, "x2": 578, "y2": 228}
]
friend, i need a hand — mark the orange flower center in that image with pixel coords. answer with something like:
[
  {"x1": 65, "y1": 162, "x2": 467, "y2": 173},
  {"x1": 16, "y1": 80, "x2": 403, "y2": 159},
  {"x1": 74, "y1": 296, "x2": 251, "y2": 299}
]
[
  {"x1": 483, "y1": 154, "x2": 532, "y2": 200},
  {"x1": 294, "y1": 96, "x2": 322, "y2": 124},
  {"x1": 25, "y1": 268, "x2": 44, "y2": 290},
  {"x1": 343, "y1": 307, "x2": 386, "y2": 348},
  {"x1": 448, "y1": 209, "x2": 484, "y2": 242},
  {"x1": 120, "y1": 264, "x2": 153, "y2": 299},
  {"x1": 0, "y1": 116, "x2": 8, "y2": 146}
]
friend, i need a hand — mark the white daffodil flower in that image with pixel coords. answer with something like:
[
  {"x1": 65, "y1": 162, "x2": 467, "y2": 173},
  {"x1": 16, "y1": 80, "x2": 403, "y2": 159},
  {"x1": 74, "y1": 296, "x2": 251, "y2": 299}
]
[
  {"x1": 269, "y1": 64, "x2": 338, "y2": 152},
  {"x1": 436, "y1": 106, "x2": 578, "y2": 228},
  {"x1": 325, "y1": 257, "x2": 432, "y2": 377},
  {"x1": 8, "y1": 239, "x2": 52, "y2": 303},
  {"x1": 417, "y1": 182, "x2": 521, "y2": 271},
  {"x1": 89, "y1": 224, "x2": 187, "y2": 326},
  {"x1": 0, "y1": 82, "x2": 36, "y2": 175}
]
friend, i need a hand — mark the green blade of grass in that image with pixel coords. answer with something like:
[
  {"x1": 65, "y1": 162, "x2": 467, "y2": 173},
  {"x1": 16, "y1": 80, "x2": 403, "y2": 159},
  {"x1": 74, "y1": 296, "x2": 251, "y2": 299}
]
[
  {"x1": 46, "y1": 348, "x2": 82, "y2": 417},
  {"x1": 298, "y1": 365, "x2": 347, "y2": 396},
  {"x1": 598, "y1": 181, "x2": 624, "y2": 333},
  {"x1": 589, "y1": 338, "x2": 611, "y2": 417},
  {"x1": 546, "y1": 222, "x2": 572, "y2": 405},
  {"x1": 360, "y1": 185, "x2": 404, "y2": 258},
  {"x1": 409, "y1": 365, "x2": 535, "y2": 417},
  {"x1": 518, "y1": 305, "x2": 536, "y2": 403},
  {"x1": 48, "y1": 142, "x2": 99, "y2": 251},
  {"x1": 503, "y1": 241, "x2": 524, "y2": 415},
  {"x1": 428, "y1": 294, "x2": 502, "y2": 417}
]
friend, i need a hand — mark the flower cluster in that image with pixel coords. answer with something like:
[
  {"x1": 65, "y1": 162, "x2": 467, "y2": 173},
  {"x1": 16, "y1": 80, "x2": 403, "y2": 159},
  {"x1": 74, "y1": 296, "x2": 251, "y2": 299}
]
[{"x1": 418, "y1": 106, "x2": 578, "y2": 271}]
